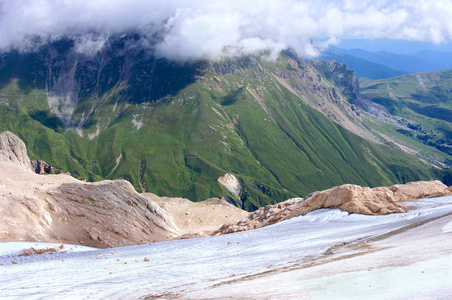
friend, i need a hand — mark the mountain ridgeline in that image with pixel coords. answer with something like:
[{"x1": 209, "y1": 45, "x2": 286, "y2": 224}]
[{"x1": 0, "y1": 35, "x2": 442, "y2": 210}]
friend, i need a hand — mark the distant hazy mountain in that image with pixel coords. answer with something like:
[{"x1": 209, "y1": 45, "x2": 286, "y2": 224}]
[
  {"x1": 335, "y1": 38, "x2": 452, "y2": 54},
  {"x1": 330, "y1": 46, "x2": 452, "y2": 73},
  {"x1": 317, "y1": 50, "x2": 406, "y2": 79}
]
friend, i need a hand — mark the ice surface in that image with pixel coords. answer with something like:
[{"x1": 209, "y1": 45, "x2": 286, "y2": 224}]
[{"x1": 1, "y1": 196, "x2": 451, "y2": 299}]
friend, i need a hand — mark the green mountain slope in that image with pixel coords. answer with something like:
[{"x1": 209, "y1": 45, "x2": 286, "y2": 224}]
[
  {"x1": 360, "y1": 70, "x2": 452, "y2": 165},
  {"x1": 0, "y1": 38, "x2": 442, "y2": 210}
]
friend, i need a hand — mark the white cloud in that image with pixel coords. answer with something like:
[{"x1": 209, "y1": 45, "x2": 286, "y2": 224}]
[
  {"x1": 73, "y1": 34, "x2": 107, "y2": 56},
  {"x1": 1, "y1": 0, "x2": 452, "y2": 61}
]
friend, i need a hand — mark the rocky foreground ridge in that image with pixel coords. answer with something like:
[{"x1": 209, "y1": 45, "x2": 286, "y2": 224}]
[
  {"x1": 0, "y1": 131, "x2": 180, "y2": 248},
  {"x1": 1, "y1": 131, "x2": 451, "y2": 246}
]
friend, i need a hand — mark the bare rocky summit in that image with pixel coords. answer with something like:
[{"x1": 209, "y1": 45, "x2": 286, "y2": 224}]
[{"x1": 214, "y1": 181, "x2": 452, "y2": 235}]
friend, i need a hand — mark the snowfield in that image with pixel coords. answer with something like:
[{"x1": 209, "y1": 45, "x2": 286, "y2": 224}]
[{"x1": 1, "y1": 196, "x2": 452, "y2": 299}]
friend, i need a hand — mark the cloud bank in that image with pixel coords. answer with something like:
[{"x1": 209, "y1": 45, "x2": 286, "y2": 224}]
[{"x1": 1, "y1": 0, "x2": 452, "y2": 61}]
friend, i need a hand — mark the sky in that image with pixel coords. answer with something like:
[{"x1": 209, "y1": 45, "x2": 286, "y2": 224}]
[{"x1": 1, "y1": 0, "x2": 452, "y2": 61}]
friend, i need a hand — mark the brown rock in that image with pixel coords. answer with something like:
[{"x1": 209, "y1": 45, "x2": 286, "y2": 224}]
[
  {"x1": 31, "y1": 160, "x2": 53, "y2": 174},
  {"x1": 0, "y1": 133, "x2": 185, "y2": 248},
  {"x1": 306, "y1": 184, "x2": 406, "y2": 215},
  {"x1": 425, "y1": 186, "x2": 452, "y2": 198},
  {"x1": 0, "y1": 163, "x2": 182, "y2": 248}
]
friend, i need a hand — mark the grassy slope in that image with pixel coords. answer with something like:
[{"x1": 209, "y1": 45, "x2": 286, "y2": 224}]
[
  {"x1": 360, "y1": 70, "x2": 452, "y2": 167},
  {"x1": 0, "y1": 80, "x2": 100, "y2": 180},
  {"x1": 0, "y1": 54, "x2": 440, "y2": 210}
]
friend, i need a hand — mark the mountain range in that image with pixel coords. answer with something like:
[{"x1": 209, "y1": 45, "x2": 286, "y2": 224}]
[
  {"x1": 0, "y1": 34, "x2": 450, "y2": 210},
  {"x1": 320, "y1": 46, "x2": 452, "y2": 79}
]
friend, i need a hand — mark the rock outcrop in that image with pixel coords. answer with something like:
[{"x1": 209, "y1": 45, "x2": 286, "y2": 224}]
[
  {"x1": 218, "y1": 173, "x2": 241, "y2": 198},
  {"x1": 388, "y1": 180, "x2": 452, "y2": 200},
  {"x1": 0, "y1": 131, "x2": 32, "y2": 171},
  {"x1": 0, "y1": 132, "x2": 181, "y2": 248},
  {"x1": 214, "y1": 181, "x2": 452, "y2": 235},
  {"x1": 31, "y1": 160, "x2": 53, "y2": 174}
]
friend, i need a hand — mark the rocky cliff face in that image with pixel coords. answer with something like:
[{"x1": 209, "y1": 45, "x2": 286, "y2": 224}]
[
  {"x1": 310, "y1": 60, "x2": 362, "y2": 102},
  {"x1": 30, "y1": 37, "x2": 199, "y2": 129},
  {"x1": 309, "y1": 59, "x2": 371, "y2": 113},
  {"x1": 218, "y1": 173, "x2": 241, "y2": 198},
  {"x1": 0, "y1": 131, "x2": 32, "y2": 170}
]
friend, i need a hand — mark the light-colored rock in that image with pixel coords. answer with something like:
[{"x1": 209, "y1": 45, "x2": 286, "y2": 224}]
[
  {"x1": 218, "y1": 173, "x2": 241, "y2": 198},
  {"x1": 306, "y1": 184, "x2": 406, "y2": 215},
  {"x1": 424, "y1": 186, "x2": 452, "y2": 198},
  {"x1": 389, "y1": 180, "x2": 450, "y2": 200},
  {"x1": 0, "y1": 131, "x2": 32, "y2": 171},
  {"x1": 0, "y1": 161, "x2": 181, "y2": 248}
]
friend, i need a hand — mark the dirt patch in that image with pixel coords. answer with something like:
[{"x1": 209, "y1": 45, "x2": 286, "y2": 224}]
[
  {"x1": 19, "y1": 247, "x2": 60, "y2": 256},
  {"x1": 143, "y1": 194, "x2": 249, "y2": 235}
]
